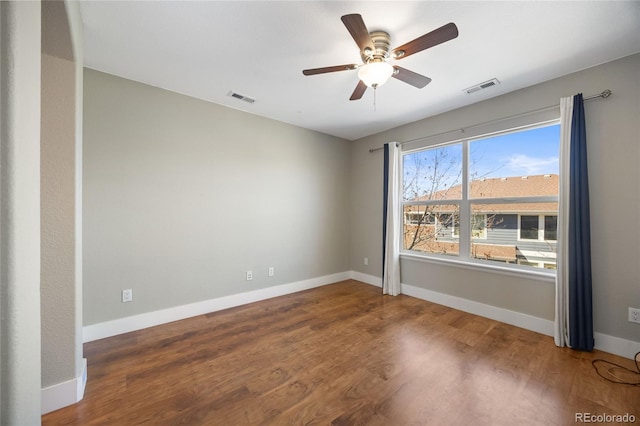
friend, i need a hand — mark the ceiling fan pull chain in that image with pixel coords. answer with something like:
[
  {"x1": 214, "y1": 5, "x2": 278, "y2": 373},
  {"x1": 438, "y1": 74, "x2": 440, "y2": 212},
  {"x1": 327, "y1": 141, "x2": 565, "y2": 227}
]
[{"x1": 373, "y1": 85, "x2": 377, "y2": 111}]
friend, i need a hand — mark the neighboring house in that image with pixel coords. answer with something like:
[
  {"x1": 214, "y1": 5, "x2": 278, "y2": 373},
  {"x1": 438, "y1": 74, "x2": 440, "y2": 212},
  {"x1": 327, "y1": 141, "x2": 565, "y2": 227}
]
[{"x1": 404, "y1": 174, "x2": 558, "y2": 268}]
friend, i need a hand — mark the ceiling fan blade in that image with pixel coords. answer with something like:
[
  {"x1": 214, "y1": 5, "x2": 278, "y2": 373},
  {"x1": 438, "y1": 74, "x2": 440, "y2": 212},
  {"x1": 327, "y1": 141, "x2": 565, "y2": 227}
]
[
  {"x1": 341, "y1": 14, "x2": 375, "y2": 54},
  {"x1": 392, "y1": 22, "x2": 458, "y2": 59},
  {"x1": 392, "y1": 66, "x2": 431, "y2": 88},
  {"x1": 350, "y1": 80, "x2": 367, "y2": 101},
  {"x1": 303, "y1": 64, "x2": 358, "y2": 76}
]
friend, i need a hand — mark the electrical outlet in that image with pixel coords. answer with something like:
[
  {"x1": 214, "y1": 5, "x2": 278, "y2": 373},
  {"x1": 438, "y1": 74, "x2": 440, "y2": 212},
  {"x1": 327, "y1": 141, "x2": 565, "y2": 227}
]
[
  {"x1": 364, "y1": 257, "x2": 369, "y2": 266},
  {"x1": 246, "y1": 270, "x2": 253, "y2": 281},
  {"x1": 629, "y1": 307, "x2": 640, "y2": 324},
  {"x1": 122, "y1": 289, "x2": 133, "y2": 303},
  {"x1": 268, "y1": 267, "x2": 274, "y2": 277}
]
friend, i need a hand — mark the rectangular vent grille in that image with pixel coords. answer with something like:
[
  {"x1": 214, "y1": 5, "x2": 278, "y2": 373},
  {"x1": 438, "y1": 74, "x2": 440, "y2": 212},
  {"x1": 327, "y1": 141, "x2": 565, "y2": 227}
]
[
  {"x1": 464, "y1": 78, "x2": 500, "y2": 94},
  {"x1": 227, "y1": 91, "x2": 256, "y2": 104}
]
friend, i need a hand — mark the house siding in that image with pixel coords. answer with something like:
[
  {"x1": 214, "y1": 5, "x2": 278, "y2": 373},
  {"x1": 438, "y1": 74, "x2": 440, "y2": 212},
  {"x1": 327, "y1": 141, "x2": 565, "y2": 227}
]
[{"x1": 407, "y1": 213, "x2": 557, "y2": 266}]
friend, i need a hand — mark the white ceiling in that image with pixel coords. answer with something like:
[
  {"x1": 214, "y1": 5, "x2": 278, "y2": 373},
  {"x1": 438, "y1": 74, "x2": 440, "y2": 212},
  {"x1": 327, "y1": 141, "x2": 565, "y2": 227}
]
[{"x1": 78, "y1": 1, "x2": 640, "y2": 141}]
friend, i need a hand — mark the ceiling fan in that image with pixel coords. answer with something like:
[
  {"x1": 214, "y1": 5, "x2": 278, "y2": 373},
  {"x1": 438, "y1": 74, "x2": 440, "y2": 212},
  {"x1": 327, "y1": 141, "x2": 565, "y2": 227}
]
[{"x1": 302, "y1": 14, "x2": 459, "y2": 100}]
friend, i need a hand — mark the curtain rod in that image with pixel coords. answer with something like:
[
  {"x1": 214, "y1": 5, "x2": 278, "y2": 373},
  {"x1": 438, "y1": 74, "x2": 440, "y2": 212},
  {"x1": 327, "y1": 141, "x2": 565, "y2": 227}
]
[{"x1": 368, "y1": 90, "x2": 612, "y2": 153}]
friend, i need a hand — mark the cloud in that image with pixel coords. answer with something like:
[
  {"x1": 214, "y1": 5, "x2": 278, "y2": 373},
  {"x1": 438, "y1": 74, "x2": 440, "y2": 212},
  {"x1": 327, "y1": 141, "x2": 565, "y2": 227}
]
[{"x1": 504, "y1": 154, "x2": 559, "y2": 175}]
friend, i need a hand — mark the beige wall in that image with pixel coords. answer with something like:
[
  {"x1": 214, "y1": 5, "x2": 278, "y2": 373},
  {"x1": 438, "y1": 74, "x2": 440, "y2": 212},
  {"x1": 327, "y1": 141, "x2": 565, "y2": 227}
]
[
  {"x1": 83, "y1": 69, "x2": 351, "y2": 325},
  {"x1": 41, "y1": 0, "x2": 85, "y2": 411},
  {"x1": 351, "y1": 54, "x2": 640, "y2": 343},
  {"x1": 41, "y1": 51, "x2": 77, "y2": 388}
]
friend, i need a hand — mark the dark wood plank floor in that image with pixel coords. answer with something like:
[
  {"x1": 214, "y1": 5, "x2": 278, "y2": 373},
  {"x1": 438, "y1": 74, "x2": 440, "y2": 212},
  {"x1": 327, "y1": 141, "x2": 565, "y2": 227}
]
[{"x1": 43, "y1": 280, "x2": 639, "y2": 425}]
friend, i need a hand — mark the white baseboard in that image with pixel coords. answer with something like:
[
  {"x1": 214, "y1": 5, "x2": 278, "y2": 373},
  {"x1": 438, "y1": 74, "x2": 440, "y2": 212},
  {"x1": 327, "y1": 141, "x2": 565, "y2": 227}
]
[
  {"x1": 400, "y1": 283, "x2": 640, "y2": 360},
  {"x1": 82, "y1": 271, "x2": 640, "y2": 360},
  {"x1": 42, "y1": 358, "x2": 87, "y2": 415},
  {"x1": 594, "y1": 332, "x2": 640, "y2": 360},
  {"x1": 83, "y1": 272, "x2": 351, "y2": 343},
  {"x1": 401, "y1": 283, "x2": 555, "y2": 337},
  {"x1": 350, "y1": 270, "x2": 382, "y2": 287}
]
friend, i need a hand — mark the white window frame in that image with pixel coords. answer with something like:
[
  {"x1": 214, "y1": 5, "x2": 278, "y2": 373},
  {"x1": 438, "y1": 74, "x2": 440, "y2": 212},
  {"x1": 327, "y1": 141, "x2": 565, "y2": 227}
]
[{"x1": 400, "y1": 120, "x2": 560, "y2": 277}]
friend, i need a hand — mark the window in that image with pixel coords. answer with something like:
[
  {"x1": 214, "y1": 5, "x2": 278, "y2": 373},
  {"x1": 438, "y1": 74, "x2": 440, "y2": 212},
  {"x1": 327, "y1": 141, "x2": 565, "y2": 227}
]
[
  {"x1": 453, "y1": 214, "x2": 486, "y2": 239},
  {"x1": 517, "y1": 261, "x2": 557, "y2": 270},
  {"x1": 519, "y1": 215, "x2": 558, "y2": 241},
  {"x1": 544, "y1": 216, "x2": 557, "y2": 241},
  {"x1": 402, "y1": 144, "x2": 462, "y2": 257},
  {"x1": 404, "y1": 210, "x2": 435, "y2": 225},
  {"x1": 401, "y1": 123, "x2": 560, "y2": 271},
  {"x1": 471, "y1": 214, "x2": 487, "y2": 239},
  {"x1": 520, "y1": 215, "x2": 539, "y2": 240}
]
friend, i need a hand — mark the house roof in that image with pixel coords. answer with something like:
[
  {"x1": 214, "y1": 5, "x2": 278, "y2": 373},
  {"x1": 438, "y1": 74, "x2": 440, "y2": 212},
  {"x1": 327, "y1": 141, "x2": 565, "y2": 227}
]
[
  {"x1": 469, "y1": 174, "x2": 558, "y2": 198},
  {"x1": 472, "y1": 174, "x2": 558, "y2": 213},
  {"x1": 410, "y1": 174, "x2": 559, "y2": 213}
]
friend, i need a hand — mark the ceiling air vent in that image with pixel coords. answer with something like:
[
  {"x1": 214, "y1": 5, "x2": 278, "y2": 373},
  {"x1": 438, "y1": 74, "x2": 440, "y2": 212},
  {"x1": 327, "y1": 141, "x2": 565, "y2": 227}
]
[
  {"x1": 227, "y1": 91, "x2": 256, "y2": 104},
  {"x1": 464, "y1": 78, "x2": 500, "y2": 94}
]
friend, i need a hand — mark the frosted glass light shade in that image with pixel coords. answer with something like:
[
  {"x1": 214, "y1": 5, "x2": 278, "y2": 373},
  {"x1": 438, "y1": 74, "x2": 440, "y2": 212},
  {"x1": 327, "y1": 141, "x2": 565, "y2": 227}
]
[{"x1": 358, "y1": 62, "x2": 394, "y2": 88}]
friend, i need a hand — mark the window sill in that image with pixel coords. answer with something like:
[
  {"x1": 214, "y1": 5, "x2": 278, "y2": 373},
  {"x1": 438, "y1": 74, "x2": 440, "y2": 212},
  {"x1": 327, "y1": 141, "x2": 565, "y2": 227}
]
[{"x1": 400, "y1": 252, "x2": 556, "y2": 283}]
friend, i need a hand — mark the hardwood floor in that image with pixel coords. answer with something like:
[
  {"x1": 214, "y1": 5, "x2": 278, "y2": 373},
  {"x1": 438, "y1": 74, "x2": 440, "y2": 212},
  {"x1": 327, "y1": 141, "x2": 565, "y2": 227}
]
[{"x1": 43, "y1": 280, "x2": 639, "y2": 425}]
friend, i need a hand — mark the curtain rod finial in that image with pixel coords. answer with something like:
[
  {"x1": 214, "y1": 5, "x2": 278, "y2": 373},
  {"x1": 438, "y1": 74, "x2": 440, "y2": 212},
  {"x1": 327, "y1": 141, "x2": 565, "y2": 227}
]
[{"x1": 601, "y1": 89, "x2": 612, "y2": 98}]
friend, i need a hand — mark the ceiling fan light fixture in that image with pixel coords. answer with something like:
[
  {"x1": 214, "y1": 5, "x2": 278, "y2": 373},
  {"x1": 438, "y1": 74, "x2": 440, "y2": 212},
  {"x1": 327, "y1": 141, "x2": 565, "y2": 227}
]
[
  {"x1": 358, "y1": 61, "x2": 394, "y2": 88},
  {"x1": 302, "y1": 14, "x2": 459, "y2": 100}
]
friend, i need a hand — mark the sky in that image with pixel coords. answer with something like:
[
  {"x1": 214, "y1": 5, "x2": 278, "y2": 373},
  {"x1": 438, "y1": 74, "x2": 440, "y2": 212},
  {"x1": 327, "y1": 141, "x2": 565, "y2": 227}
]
[
  {"x1": 470, "y1": 124, "x2": 560, "y2": 178},
  {"x1": 403, "y1": 123, "x2": 560, "y2": 198}
]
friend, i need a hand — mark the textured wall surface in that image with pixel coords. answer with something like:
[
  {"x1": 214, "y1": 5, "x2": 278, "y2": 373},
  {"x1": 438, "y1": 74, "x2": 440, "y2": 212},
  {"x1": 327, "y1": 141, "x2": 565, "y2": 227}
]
[{"x1": 0, "y1": 2, "x2": 42, "y2": 423}]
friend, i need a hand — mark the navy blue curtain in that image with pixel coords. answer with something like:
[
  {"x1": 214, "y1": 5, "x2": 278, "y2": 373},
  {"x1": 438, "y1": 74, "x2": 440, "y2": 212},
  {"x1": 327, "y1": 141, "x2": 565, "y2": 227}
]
[
  {"x1": 568, "y1": 94, "x2": 594, "y2": 351},
  {"x1": 382, "y1": 143, "x2": 390, "y2": 278}
]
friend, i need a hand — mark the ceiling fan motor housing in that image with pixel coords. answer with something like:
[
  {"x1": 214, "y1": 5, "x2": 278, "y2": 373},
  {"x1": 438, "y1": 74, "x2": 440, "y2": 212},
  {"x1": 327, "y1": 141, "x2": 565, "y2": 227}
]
[{"x1": 362, "y1": 30, "x2": 391, "y2": 63}]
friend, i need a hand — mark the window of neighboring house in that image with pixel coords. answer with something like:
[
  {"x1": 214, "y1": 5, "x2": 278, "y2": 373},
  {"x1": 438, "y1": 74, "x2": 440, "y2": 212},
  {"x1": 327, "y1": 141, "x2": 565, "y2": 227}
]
[
  {"x1": 471, "y1": 214, "x2": 487, "y2": 239},
  {"x1": 404, "y1": 209, "x2": 436, "y2": 225},
  {"x1": 453, "y1": 214, "x2": 486, "y2": 239},
  {"x1": 544, "y1": 215, "x2": 557, "y2": 241},
  {"x1": 517, "y1": 260, "x2": 557, "y2": 270},
  {"x1": 519, "y1": 214, "x2": 558, "y2": 241},
  {"x1": 401, "y1": 122, "x2": 560, "y2": 272},
  {"x1": 520, "y1": 215, "x2": 539, "y2": 240}
]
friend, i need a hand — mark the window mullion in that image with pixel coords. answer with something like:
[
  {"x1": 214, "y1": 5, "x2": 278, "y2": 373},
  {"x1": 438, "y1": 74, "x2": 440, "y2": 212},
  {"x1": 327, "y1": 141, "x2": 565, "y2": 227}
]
[{"x1": 459, "y1": 141, "x2": 470, "y2": 259}]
